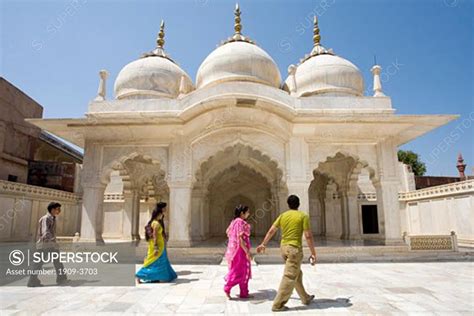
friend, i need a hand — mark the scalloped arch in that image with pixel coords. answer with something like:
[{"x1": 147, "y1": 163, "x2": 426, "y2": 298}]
[
  {"x1": 194, "y1": 143, "x2": 285, "y2": 189},
  {"x1": 313, "y1": 149, "x2": 378, "y2": 182},
  {"x1": 100, "y1": 151, "x2": 166, "y2": 185}
]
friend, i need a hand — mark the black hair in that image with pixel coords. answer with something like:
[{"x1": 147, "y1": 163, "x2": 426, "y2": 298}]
[
  {"x1": 145, "y1": 202, "x2": 167, "y2": 241},
  {"x1": 47, "y1": 202, "x2": 61, "y2": 213},
  {"x1": 234, "y1": 204, "x2": 249, "y2": 219},
  {"x1": 287, "y1": 195, "x2": 300, "y2": 210}
]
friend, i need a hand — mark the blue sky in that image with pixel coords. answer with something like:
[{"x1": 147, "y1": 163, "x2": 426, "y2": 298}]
[{"x1": 1, "y1": 0, "x2": 472, "y2": 176}]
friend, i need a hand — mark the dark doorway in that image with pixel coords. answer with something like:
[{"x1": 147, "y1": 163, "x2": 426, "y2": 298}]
[{"x1": 361, "y1": 205, "x2": 379, "y2": 234}]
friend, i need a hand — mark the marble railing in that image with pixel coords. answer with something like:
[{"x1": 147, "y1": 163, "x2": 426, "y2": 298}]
[
  {"x1": 0, "y1": 180, "x2": 80, "y2": 201},
  {"x1": 399, "y1": 179, "x2": 474, "y2": 201},
  {"x1": 103, "y1": 193, "x2": 150, "y2": 202},
  {"x1": 104, "y1": 193, "x2": 124, "y2": 202},
  {"x1": 403, "y1": 231, "x2": 458, "y2": 251},
  {"x1": 0, "y1": 180, "x2": 81, "y2": 241},
  {"x1": 357, "y1": 193, "x2": 377, "y2": 201},
  {"x1": 355, "y1": 180, "x2": 474, "y2": 202}
]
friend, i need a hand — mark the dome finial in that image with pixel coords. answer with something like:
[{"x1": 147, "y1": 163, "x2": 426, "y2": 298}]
[
  {"x1": 157, "y1": 20, "x2": 165, "y2": 48},
  {"x1": 313, "y1": 16, "x2": 321, "y2": 46},
  {"x1": 300, "y1": 15, "x2": 333, "y2": 62},
  {"x1": 141, "y1": 20, "x2": 173, "y2": 61},
  {"x1": 221, "y1": 3, "x2": 254, "y2": 45},
  {"x1": 234, "y1": 3, "x2": 242, "y2": 35}
]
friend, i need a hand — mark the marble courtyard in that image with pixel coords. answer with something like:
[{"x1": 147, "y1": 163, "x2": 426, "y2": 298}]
[{"x1": 1, "y1": 261, "x2": 473, "y2": 315}]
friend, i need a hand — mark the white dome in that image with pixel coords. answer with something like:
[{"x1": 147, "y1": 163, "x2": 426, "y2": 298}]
[
  {"x1": 196, "y1": 41, "x2": 281, "y2": 89},
  {"x1": 285, "y1": 53, "x2": 364, "y2": 97},
  {"x1": 114, "y1": 55, "x2": 193, "y2": 100}
]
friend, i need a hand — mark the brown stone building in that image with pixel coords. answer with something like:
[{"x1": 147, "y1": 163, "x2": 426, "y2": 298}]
[{"x1": 0, "y1": 78, "x2": 82, "y2": 191}]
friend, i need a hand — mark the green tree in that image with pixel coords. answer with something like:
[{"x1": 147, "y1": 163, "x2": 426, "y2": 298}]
[{"x1": 397, "y1": 150, "x2": 426, "y2": 176}]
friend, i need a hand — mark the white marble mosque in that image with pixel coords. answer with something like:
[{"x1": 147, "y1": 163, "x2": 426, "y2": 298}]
[{"x1": 28, "y1": 5, "x2": 471, "y2": 248}]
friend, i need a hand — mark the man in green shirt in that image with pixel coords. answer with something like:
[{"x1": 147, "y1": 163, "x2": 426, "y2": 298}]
[{"x1": 257, "y1": 195, "x2": 316, "y2": 312}]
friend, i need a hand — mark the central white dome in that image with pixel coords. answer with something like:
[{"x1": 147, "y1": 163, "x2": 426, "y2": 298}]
[
  {"x1": 196, "y1": 41, "x2": 281, "y2": 89},
  {"x1": 196, "y1": 4, "x2": 281, "y2": 90}
]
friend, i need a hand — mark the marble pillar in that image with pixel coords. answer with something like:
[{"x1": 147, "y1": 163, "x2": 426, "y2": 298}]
[
  {"x1": 131, "y1": 190, "x2": 141, "y2": 241},
  {"x1": 319, "y1": 195, "x2": 327, "y2": 236},
  {"x1": 375, "y1": 180, "x2": 403, "y2": 245},
  {"x1": 347, "y1": 191, "x2": 362, "y2": 239},
  {"x1": 80, "y1": 183, "x2": 106, "y2": 243},
  {"x1": 167, "y1": 183, "x2": 193, "y2": 247},
  {"x1": 339, "y1": 190, "x2": 349, "y2": 239},
  {"x1": 122, "y1": 192, "x2": 133, "y2": 240}
]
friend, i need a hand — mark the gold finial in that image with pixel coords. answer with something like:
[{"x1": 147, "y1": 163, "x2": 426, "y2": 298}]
[
  {"x1": 157, "y1": 20, "x2": 165, "y2": 48},
  {"x1": 234, "y1": 3, "x2": 242, "y2": 35},
  {"x1": 313, "y1": 15, "x2": 321, "y2": 46}
]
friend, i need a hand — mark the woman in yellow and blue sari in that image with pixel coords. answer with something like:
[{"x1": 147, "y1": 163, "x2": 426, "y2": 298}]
[{"x1": 136, "y1": 202, "x2": 177, "y2": 283}]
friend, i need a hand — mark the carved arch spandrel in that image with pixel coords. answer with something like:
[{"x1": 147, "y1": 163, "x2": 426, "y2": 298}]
[
  {"x1": 191, "y1": 129, "x2": 287, "y2": 181},
  {"x1": 308, "y1": 144, "x2": 379, "y2": 183},
  {"x1": 99, "y1": 146, "x2": 168, "y2": 184},
  {"x1": 100, "y1": 146, "x2": 169, "y2": 185},
  {"x1": 193, "y1": 143, "x2": 284, "y2": 189}
]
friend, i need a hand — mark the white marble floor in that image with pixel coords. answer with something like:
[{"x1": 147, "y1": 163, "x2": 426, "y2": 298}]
[{"x1": 0, "y1": 261, "x2": 473, "y2": 315}]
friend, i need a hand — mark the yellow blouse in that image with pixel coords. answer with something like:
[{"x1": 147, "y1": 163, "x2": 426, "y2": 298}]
[{"x1": 143, "y1": 220, "x2": 165, "y2": 267}]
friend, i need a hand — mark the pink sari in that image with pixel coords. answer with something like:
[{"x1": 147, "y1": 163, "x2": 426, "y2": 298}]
[{"x1": 224, "y1": 218, "x2": 252, "y2": 297}]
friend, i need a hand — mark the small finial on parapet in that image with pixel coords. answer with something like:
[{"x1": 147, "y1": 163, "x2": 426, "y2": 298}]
[
  {"x1": 456, "y1": 153, "x2": 467, "y2": 180},
  {"x1": 287, "y1": 64, "x2": 297, "y2": 94},
  {"x1": 370, "y1": 62, "x2": 386, "y2": 97},
  {"x1": 94, "y1": 69, "x2": 109, "y2": 101}
]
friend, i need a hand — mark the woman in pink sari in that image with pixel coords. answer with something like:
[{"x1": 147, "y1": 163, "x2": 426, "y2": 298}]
[{"x1": 224, "y1": 205, "x2": 252, "y2": 299}]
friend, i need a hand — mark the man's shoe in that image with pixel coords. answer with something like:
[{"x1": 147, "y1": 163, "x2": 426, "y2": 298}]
[
  {"x1": 27, "y1": 281, "x2": 43, "y2": 287},
  {"x1": 57, "y1": 278, "x2": 70, "y2": 285},
  {"x1": 303, "y1": 294, "x2": 315, "y2": 305},
  {"x1": 271, "y1": 306, "x2": 289, "y2": 312}
]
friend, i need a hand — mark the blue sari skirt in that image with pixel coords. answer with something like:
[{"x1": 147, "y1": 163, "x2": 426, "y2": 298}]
[{"x1": 136, "y1": 248, "x2": 177, "y2": 282}]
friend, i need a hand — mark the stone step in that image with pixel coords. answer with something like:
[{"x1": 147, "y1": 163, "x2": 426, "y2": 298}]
[
  {"x1": 254, "y1": 251, "x2": 474, "y2": 264},
  {"x1": 133, "y1": 244, "x2": 474, "y2": 264}
]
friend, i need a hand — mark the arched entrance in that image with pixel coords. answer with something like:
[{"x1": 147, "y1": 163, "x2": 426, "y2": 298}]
[
  {"x1": 192, "y1": 144, "x2": 286, "y2": 241},
  {"x1": 101, "y1": 154, "x2": 169, "y2": 240},
  {"x1": 309, "y1": 152, "x2": 380, "y2": 241}
]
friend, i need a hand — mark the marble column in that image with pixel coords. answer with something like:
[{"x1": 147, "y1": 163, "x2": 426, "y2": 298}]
[
  {"x1": 80, "y1": 183, "x2": 106, "y2": 243},
  {"x1": 131, "y1": 190, "x2": 141, "y2": 241},
  {"x1": 319, "y1": 195, "x2": 327, "y2": 236},
  {"x1": 286, "y1": 136, "x2": 311, "y2": 213},
  {"x1": 347, "y1": 190, "x2": 362, "y2": 239},
  {"x1": 190, "y1": 188, "x2": 205, "y2": 241},
  {"x1": 122, "y1": 192, "x2": 133, "y2": 240},
  {"x1": 339, "y1": 190, "x2": 349, "y2": 239},
  {"x1": 202, "y1": 194, "x2": 210, "y2": 239},
  {"x1": 375, "y1": 138, "x2": 403, "y2": 245},
  {"x1": 167, "y1": 183, "x2": 193, "y2": 247},
  {"x1": 375, "y1": 180, "x2": 403, "y2": 245}
]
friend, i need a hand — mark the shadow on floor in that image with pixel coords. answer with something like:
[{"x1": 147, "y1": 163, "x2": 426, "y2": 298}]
[
  {"x1": 296, "y1": 297, "x2": 353, "y2": 310},
  {"x1": 170, "y1": 278, "x2": 200, "y2": 285},
  {"x1": 242, "y1": 290, "x2": 352, "y2": 311},
  {"x1": 28, "y1": 279, "x2": 101, "y2": 287},
  {"x1": 176, "y1": 270, "x2": 203, "y2": 276},
  {"x1": 241, "y1": 289, "x2": 277, "y2": 304}
]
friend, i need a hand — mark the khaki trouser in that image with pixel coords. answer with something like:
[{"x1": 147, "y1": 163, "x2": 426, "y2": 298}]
[{"x1": 272, "y1": 244, "x2": 311, "y2": 309}]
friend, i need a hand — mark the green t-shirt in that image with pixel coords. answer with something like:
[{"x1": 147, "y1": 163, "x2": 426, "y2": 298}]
[{"x1": 273, "y1": 210, "x2": 310, "y2": 248}]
